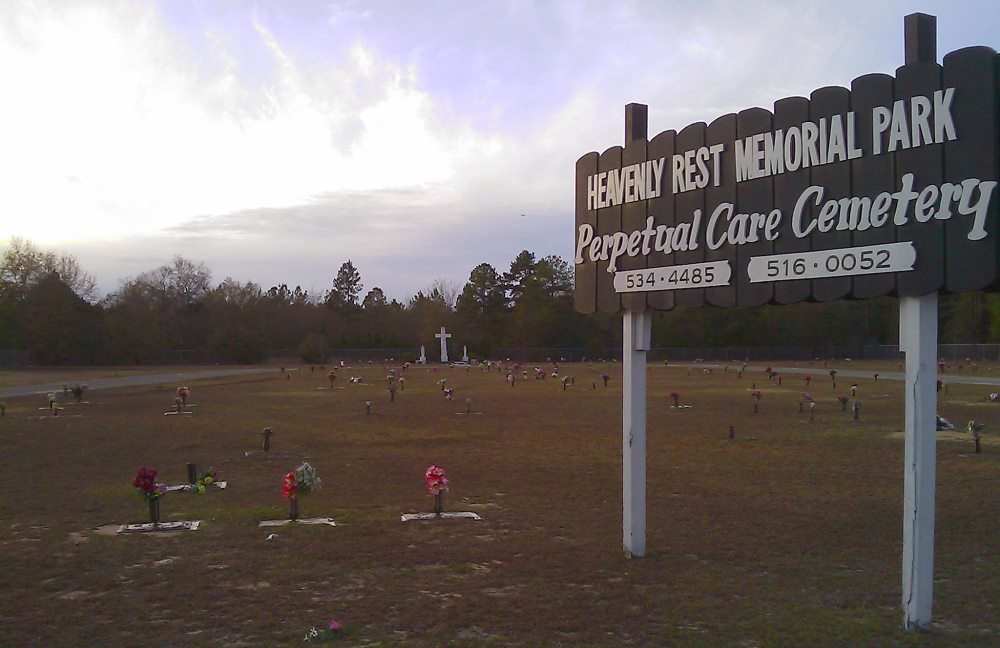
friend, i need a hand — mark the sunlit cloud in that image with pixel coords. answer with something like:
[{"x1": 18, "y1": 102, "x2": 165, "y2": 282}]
[{"x1": 1, "y1": 0, "x2": 997, "y2": 300}]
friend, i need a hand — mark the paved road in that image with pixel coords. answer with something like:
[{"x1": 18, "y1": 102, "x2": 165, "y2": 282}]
[
  {"x1": 673, "y1": 362, "x2": 1000, "y2": 388},
  {"x1": 0, "y1": 367, "x2": 276, "y2": 400}
]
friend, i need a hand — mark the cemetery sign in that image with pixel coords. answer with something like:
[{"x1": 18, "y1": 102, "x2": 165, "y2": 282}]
[{"x1": 574, "y1": 46, "x2": 999, "y2": 313}]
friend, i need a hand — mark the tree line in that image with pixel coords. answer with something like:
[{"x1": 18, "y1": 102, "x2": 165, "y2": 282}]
[{"x1": 2, "y1": 237, "x2": 998, "y2": 365}]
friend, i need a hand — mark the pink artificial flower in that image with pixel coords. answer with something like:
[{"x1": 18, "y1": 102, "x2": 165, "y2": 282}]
[
  {"x1": 425, "y1": 464, "x2": 449, "y2": 495},
  {"x1": 328, "y1": 619, "x2": 343, "y2": 631},
  {"x1": 801, "y1": 392, "x2": 814, "y2": 402}
]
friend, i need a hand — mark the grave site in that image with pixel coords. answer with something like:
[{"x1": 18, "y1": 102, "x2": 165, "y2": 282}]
[{"x1": 1, "y1": 359, "x2": 999, "y2": 646}]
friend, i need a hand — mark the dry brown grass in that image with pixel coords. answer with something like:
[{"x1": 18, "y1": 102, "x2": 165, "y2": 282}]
[{"x1": 0, "y1": 361, "x2": 998, "y2": 647}]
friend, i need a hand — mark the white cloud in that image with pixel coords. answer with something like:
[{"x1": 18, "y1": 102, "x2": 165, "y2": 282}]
[{"x1": 0, "y1": 1, "x2": 502, "y2": 247}]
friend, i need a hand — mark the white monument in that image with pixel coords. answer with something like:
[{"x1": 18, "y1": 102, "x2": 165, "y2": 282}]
[
  {"x1": 462, "y1": 345, "x2": 469, "y2": 363},
  {"x1": 418, "y1": 345, "x2": 426, "y2": 364},
  {"x1": 435, "y1": 326, "x2": 451, "y2": 363}
]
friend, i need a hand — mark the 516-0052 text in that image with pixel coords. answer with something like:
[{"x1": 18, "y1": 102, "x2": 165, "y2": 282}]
[{"x1": 746, "y1": 242, "x2": 915, "y2": 283}]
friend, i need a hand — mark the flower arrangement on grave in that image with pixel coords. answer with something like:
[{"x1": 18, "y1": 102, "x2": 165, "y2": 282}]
[
  {"x1": 177, "y1": 386, "x2": 190, "y2": 405},
  {"x1": 837, "y1": 395, "x2": 849, "y2": 411},
  {"x1": 601, "y1": 373, "x2": 610, "y2": 387},
  {"x1": 425, "y1": 464, "x2": 448, "y2": 516},
  {"x1": 283, "y1": 462, "x2": 322, "y2": 520},
  {"x1": 443, "y1": 388, "x2": 454, "y2": 400},
  {"x1": 304, "y1": 619, "x2": 343, "y2": 642},
  {"x1": 967, "y1": 420, "x2": 985, "y2": 454},
  {"x1": 751, "y1": 390, "x2": 762, "y2": 400},
  {"x1": 134, "y1": 467, "x2": 166, "y2": 523},
  {"x1": 804, "y1": 375, "x2": 811, "y2": 386},
  {"x1": 988, "y1": 392, "x2": 1000, "y2": 402},
  {"x1": 670, "y1": 392, "x2": 680, "y2": 408},
  {"x1": 801, "y1": 392, "x2": 814, "y2": 402},
  {"x1": 937, "y1": 380, "x2": 944, "y2": 392},
  {"x1": 134, "y1": 467, "x2": 165, "y2": 501},
  {"x1": 193, "y1": 467, "x2": 217, "y2": 494}
]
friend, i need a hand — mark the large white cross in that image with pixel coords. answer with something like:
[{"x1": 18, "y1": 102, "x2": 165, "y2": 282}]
[{"x1": 435, "y1": 326, "x2": 451, "y2": 363}]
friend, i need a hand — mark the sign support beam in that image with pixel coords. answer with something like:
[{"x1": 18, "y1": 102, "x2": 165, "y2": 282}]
[
  {"x1": 899, "y1": 293, "x2": 938, "y2": 629},
  {"x1": 900, "y1": 13, "x2": 939, "y2": 631},
  {"x1": 622, "y1": 102, "x2": 650, "y2": 558},
  {"x1": 623, "y1": 308, "x2": 651, "y2": 557}
]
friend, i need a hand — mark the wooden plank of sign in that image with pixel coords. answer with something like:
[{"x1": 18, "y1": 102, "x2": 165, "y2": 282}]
[
  {"x1": 673, "y1": 122, "x2": 707, "y2": 308},
  {"x1": 772, "y1": 96, "x2": 813, "y2": 304},
  {"x1": 850, "y1": 73, "x2": 898, "y2": 299},
  {"x1": 597, "y1": 146, "x2": 624, "y2": 313},
  {"x1": 944, "y1": 47, "x2": 999, "y2": 292},
  {"x1": 647, "y1": 130, "x2": 676, "y2": 311},
  {"x1": 621, "y1": 137, "x2": 649, "y2": 311},
  {"x1": 574, "y1": 152, "x2": 599, "y2": 314},
  {"x1": 894, "y1": 61, "x2": 945, "y2": 296},
  {"x1": 809, "y1": 86, "x2": 853, "y2": 302},
  {"x1": 705, "y1": 113, "x2": 737, "y2": 307},
  {"x1": 735, "y1": 107, "x2": 775, "y2": 306}
]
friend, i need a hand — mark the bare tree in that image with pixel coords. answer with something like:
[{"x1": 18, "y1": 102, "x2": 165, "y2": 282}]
[{"x1": 0, "y1": 237, "x2": 98, "y2": 302}]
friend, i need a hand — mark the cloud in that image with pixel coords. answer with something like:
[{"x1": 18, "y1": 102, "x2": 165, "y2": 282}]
[
  {"x1": 2, "y1": 0, "x2": 998, "y2": 301},
  {"x1": 0, "y1": 0, "x2": 500, "y2": 246}
]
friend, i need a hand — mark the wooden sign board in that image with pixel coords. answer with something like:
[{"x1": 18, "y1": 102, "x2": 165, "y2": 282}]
[{"x1": 574, "y1": 46, "x2": 999, "y2": 313}]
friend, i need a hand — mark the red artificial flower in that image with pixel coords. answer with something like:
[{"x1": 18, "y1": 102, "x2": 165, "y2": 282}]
[
  {"x1": 751, "y1": 390, "x2": 762, "y2": 400},
  {"x1": 282, "y1": 471, "x2": 297, "y2": 499}
]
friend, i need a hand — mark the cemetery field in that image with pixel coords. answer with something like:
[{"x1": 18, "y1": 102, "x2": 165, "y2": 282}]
[{"x1": 1, "y1": 362, "x2": 999, "y2": 647}]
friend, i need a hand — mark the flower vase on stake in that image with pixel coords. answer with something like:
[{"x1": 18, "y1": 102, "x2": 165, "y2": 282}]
[
  {"x1": 283, "y1": 462, "x2": 321, "y2": 521},
  {"x1": 134, "y1": 467, "x2": 166, "y2": 525},
  {"x1": 425, "y1": 465, "x2": 449, "y2": 518}
]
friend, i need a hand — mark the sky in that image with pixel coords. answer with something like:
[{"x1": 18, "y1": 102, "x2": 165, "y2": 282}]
[{"x1": 1, "y1": 0, "x2": 998, "y2": 302}]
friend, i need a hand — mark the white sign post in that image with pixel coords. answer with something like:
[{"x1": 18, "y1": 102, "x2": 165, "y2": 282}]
[
  {"x1": 623, "y1": 309, "x2": 651, "y2": 557},
  {"x1": 435, "y1": 327, "x2": 452, "y2": 363},
  {"x1": 900, "y1": 293, "x2": 938, "y2": 629}
]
